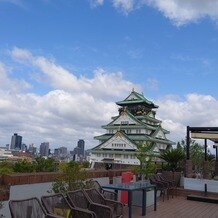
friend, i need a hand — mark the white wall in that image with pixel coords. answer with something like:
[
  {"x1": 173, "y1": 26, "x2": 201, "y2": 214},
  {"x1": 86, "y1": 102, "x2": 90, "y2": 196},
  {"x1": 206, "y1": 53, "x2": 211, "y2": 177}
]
[{"x1": 184, "y1": 178, "x2": 218, "y2": 193}]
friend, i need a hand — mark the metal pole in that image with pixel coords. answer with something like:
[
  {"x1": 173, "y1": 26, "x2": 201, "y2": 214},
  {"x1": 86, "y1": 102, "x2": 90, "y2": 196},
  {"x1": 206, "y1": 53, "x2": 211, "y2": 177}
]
[
  {"x1": 216, "y1": 146, "x2": 218, "y2": 162},
  {"x1": 204, "y1": 139, "x2": 207, "y2": 161},
  {"x1": 186, "y1": 126, "x2": 190, "y2": 160}
]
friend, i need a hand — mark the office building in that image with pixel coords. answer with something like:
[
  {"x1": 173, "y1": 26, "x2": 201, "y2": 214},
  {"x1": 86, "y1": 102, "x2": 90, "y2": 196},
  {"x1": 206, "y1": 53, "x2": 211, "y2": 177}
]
[
  {"x1": 77, "y1": 139, "x2": 85, "y2": 156},
  {"x1": 10, "y1": 133, "x2": 22, "y2": 150},
  {"x1": 40, "y1": 142, "x2": 49, "y2": 157}
]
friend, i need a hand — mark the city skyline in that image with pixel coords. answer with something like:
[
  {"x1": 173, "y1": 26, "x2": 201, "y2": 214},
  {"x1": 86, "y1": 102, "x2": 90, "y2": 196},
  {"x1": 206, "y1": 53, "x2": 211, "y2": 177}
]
[{"x1": 1, "y1": 1, "x2": 218, "y2": 149}]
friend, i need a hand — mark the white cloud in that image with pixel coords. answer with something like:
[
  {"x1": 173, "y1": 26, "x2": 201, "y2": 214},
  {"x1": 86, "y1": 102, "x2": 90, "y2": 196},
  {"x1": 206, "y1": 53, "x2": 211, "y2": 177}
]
[
  {"x1": 112, "y1": 0, "x2": 135, "y2": 14},
  {"x1": 0, "y1": 47, "x2": 139, "y2": 149},
  {"x1": 90, "y1": 0, "x2": 218, "y2": 25},
  {"x1": 157, "y1": 93, "x2": 218, "y2": 143},
  {"x1": 146, "y1": 78, "x2": 159, "y2": 91},
  {"x1": 146, "y1": 0, "x2": 218, "y2": 26},
  {"x1": 0, "y1": 0, "x2": 26, "y2": 8},
  {"x1": 3, "y1": 47, "x2": 218, "y2": 150},
  {"x1": 90, "y1": 0, "x2": 104, "y2": 7},
  {"x1": 11, "y1": 47, "x2": 136, "y2": 99},
  {"x1": 0, "y1": 62, "x2": 31, "y2": 92}
]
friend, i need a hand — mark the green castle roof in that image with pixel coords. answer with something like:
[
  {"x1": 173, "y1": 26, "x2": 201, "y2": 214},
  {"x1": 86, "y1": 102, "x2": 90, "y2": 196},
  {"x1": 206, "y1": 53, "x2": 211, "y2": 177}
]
[{"x1": 116, "y1": 90, "x2": 158, "y2": 108}]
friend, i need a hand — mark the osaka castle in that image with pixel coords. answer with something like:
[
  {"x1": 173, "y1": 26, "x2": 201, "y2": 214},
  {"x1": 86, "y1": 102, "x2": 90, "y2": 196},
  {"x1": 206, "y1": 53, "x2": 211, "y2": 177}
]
[{"x1": 90, "y1": 90, "x2": 175, "y2": 168}]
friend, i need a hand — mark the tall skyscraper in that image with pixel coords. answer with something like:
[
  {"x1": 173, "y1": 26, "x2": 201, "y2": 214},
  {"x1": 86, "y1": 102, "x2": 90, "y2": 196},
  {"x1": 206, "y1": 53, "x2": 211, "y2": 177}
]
[
  {"x1": 40, "y1": 142, "x2": 49, "y2": 157},
  {"x1": 28, "y1": 143, "x2": 37, "y2": 155},
  {"x1": 10, "y1": 133, "x2": 22, "y2": 150},
  {"x1": 77, "y1": 139, "x2": 85, "y2": 156},
  {"x1": 59, "y1": 146, "x2": 68, "y2": 156}
]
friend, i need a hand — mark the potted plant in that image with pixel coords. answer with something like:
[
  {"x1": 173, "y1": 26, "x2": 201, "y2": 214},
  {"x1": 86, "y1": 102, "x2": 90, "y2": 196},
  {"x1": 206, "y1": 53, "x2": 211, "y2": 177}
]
[{"x1": 160, "y1": 147, "x2": 185, "y2": 186}]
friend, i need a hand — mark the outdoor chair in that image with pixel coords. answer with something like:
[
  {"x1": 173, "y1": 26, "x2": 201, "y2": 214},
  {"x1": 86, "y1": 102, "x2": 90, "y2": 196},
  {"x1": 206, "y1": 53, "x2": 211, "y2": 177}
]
[
  {"x1": 149, "y1": 176, "x2": 168, "y2": 201},
  {"x1": 41, "y1": 193, "x2": 95, "y2": 218},
  {"x1": 154, "y1": 174, "x2": 174, "y2": 198},
  {"x1": 86, "y1": 180, "x2": 118, "y2": 200},
  {"x1": 85, "y1": 188, "x2": 123, "y2": 218},
  {"x1": 9, "y1": 197, "x2": 61, "y2": 218},
  {"x1": 157, "y1": 173, "x2": 177, "y2": 196},
  {"x1": 67, "y1": 189, "x2": 112, "y2": 218}
]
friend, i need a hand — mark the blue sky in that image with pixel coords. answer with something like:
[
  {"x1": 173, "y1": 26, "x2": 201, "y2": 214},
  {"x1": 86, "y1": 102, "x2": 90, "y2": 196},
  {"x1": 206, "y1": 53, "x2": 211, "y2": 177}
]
[{"x1": 1, "y1": 0, "x2": 218, "y2": 150}]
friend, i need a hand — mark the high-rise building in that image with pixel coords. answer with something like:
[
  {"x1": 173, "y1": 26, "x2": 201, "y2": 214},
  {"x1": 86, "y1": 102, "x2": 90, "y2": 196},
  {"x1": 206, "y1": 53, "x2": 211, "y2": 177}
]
[
  {"x1": 77, "y1": 139, "x2": 85, "y2": 156},
  {"x1": 10, "y1": 133, "x2": 22, "y2": 150},
  {"x1": 28, "y1": 143, "x2": 37, "y2": 155},
  {"x1": 59, "y1": 146, "x2": 68, "y2": 157},
  {"x1": 54, "y1": 148, "x2": 60, "y2": 156},
  {"x1": 40, "y1": 142, "x2": 49, "y2": 157}
]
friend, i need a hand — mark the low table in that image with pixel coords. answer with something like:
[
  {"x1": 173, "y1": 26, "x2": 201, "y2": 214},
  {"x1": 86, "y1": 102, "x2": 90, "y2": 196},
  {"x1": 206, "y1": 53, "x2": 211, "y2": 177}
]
[{"x1": 102, "y1": 181, "x2": 157, "y2": 218}]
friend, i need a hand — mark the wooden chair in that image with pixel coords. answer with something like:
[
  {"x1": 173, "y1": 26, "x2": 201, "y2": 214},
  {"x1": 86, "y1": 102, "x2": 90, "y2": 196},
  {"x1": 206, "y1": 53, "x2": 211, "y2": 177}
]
[
  {"x1": 41, "y1": 193, "x2": 95, "y2": 218},
  {"x1": 9, "y1": 197, "x2": 61, "y2": 218},
  {"x1": 67, "y1": 189, "x2": 112, "y2": 218},
  {"x1": 85, "y1": 188, "x2": 123, "y2": 218}
]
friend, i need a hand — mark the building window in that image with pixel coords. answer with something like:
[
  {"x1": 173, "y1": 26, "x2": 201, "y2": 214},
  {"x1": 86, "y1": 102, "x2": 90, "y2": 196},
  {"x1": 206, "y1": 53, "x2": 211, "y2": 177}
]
[
  {"x1": 130, "y1": 155, "x2": 135, "y2": 159},
  {"x1": 109, "y1": 154, "x2": 113, "y2": 158},
  {"x1": 109, "y1": 130, "x2": 113, "y2": 134},
  {"x1": 121, "y1": 121, "x2": 129, "y2": 125},
  {"x1": 115, "y1": 154, "x2": 121, "y2": 158},
  {"x1": 136, "y1": 129, "x2": 141, "y2": 134},
  {"x1": 97, "y1": 153, "x2": 101, "y2": 157},
  {"x1": 112, "y1": 143, "x2": 126, "y2": 148},
  {"x1": 126, "y1": 129, "x2": 131, "y2": 134},
  {"x1": 103, "y1": 154, "x2": 107, "y2": 157},
  {"x1": 124, "y1": 154, "x2": 128, "y2": 159}
]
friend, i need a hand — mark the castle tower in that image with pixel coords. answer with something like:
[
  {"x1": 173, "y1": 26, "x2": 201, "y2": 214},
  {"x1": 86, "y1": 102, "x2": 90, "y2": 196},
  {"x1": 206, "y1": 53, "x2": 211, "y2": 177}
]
[{"x1": 90, "y1": 90, "x2": 175, "y2": 168}]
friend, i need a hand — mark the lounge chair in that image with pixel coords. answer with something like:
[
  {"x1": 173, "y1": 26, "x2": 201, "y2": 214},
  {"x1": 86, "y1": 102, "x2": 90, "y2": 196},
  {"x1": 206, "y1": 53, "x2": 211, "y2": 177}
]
[
  {"x1": 85, "y1": 188, "x2": 123, "y2": 218},
  {"x1": 150, "y1": 176, "x2": 168, "y2": 201},
  {"x1": 86, "y1": 180, "x2": 117, "y2": 200},
  {"x1": 9, "y1": 197, "x2": 61, "y2": 218},
  {"x1": 41, "y1": 193, "x2": 95, "y2": 218},
  {"x1": 67, "y1": 189, "x2": 112, "y2": 218}
]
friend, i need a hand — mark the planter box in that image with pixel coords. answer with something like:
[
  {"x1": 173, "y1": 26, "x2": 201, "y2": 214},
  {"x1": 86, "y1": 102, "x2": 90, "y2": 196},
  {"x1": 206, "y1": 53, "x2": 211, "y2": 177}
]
[{"x1": 132, "y1": 190, "x2": 157, "y2": 207}]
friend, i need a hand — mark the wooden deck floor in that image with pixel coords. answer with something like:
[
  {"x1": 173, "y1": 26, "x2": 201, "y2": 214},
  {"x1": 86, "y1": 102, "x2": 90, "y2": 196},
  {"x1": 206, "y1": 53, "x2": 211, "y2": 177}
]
[{"x1": 123, "y1": 196, "x2": 218, "y2": 218}]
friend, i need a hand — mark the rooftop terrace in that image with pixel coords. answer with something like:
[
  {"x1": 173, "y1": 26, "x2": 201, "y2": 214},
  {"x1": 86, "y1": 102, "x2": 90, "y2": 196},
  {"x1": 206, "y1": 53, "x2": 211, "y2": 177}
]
[{"x1": 1, "y1": 170, "x2": 218, "y2": 217}]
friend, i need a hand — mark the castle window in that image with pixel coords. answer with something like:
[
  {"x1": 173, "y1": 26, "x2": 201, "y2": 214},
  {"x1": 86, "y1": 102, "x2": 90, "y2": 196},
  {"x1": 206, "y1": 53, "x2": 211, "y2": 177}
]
[
  {"x1": 115, "y1": 154, "x2": 121, "y2": 158},
  {"x1": 136, "y1": 129, "x2": 141, "y2": 134},
  {"x1": 121, "y1": 121, "x2": 129, "y2": 125},
  {"x1": 112, "y1": 143, "x2": 126, "y2": 148},
  {"x1": 126, "y1": 129, "x2": 131, "y2": 134},
  {"x1": 130, "y1": 155, "x2": 135, "y2": 159}
]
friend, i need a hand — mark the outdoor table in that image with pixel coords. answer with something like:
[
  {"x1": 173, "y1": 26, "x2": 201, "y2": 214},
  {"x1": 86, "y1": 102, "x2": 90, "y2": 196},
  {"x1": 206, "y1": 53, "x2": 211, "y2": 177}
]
[{"x1": 102, "y1": 181, "x2": 157, "y2": 218}]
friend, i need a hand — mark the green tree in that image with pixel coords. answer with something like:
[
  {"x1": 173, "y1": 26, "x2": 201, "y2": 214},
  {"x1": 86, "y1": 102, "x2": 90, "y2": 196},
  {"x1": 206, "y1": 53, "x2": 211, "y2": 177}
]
[
  {"x1": 0, "y1": 161, "x2": 14, "y2": 175},
  {"x1": 82, "y1": 161, "x2": 90, "y2": 168},
  {"x1": 13, "y1": 160, "x2": 35, "y2": 173},
  {"x1": 135, "y1": 141, "x2": 157, "y2": 180},
  {"x1": 52, "y1": 161, "x2": 88, "y2": 194},
  {"x1": 34, "y1": 157, "x2": 58, "y2": 172},
  {"x1": 160, "y1": 148, "x2": 185, "y2": 171},
  {"x1": 190, "y1": 142, "x2": 204, "y2": 172}
]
